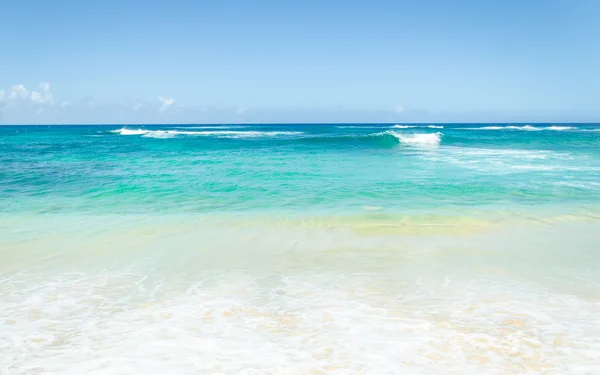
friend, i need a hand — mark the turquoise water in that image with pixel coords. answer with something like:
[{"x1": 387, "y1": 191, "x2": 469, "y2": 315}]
[
  {"x1": 2, "y1": 123, "x2": 600, "y2": 374},
  {"x1": 2, "y1": 123, "x2": 600, "y2": 215}
]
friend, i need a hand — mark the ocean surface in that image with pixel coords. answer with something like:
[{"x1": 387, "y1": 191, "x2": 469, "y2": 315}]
[{"x1": 1, "y1": 123, "x2": 600, "y2": 374}]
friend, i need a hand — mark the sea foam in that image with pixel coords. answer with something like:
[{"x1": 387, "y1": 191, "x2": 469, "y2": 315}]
[
  {"x1": 112, "y1": 128, "x2": 148, "y2": 135},
  {"x1": 388, "y1": 131, "x2": 442, "y2": 146},
  {"x1": 111, "y1": 128, "x2": 303, "y2": 138},
  {"x1": 391, "y1": 125, "x2": 444, "y2": 129},
  {"x1": 465, "y1": 125, "x2": 577, "y2": 131}
]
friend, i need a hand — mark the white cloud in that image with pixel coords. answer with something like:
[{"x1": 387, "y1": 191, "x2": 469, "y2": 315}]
[
  {"x1": 236, "y1": 106, "x2": 248, "y2": 114},
  {"x1": 10, "y1": 84, "x2": 29, "y2": 99},
  {"x1": 0, "y1": 89, "x2": 5, "y2": 101},
  {"x1": 394, "y1": 105, "x2": 405, "y2": 113},
  {"x1": 61, "y1": 100, "x2": 69, "y2": 107},
  {"x1": 39, "y1": 82, "x2": 51, "y2": 92},
  {"x1": 31, "y1": 91, "x2": 45, "y2": 103},
  {"x1": 31, "y1": 82, "x2": 54, "y2": 104},
  {"x1": 159, "y1": 95, "x2": 175, "y2": 112}
]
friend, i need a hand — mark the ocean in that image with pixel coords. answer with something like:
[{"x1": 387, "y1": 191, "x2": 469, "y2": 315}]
[{"x1": 1, "y1": 123, "x2": 600, "y2": 374}]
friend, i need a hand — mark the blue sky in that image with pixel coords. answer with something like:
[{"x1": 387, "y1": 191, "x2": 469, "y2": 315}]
[{"x1": 1, "y1": 0, "x2": 599, "y2": 124}]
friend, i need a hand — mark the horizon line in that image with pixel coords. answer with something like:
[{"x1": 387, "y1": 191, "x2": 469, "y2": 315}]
[{"x1": 2, "y1": 121, "x2": 600, "y2": 126}]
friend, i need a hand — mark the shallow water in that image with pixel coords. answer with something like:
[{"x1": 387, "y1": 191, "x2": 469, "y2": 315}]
[{"x1": 1, "y1": 123, "x2": 600, "y2": 374}]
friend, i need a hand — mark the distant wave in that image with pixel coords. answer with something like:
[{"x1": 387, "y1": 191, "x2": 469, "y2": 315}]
[
  {"x1": 113, "y1": 128, "x2": 148, "y2": 135},
  {"x1": 111, "y1": 128, "x2": 303, "y2": 138},
  {"x1": 487, "y1": 125, "x2": 540, "y2": 131},
  {"x1": 463, "y1": 125, "x2": 577, "y2": 131},
  {"x1": 111, "y1": 127, "x2": 442, "y2": 146},
  {"x1": 388, "y1": 131, "x2": 442, "y2": 146},
  {"x1": 285, "y1": 131, "x2": 442, "y2": 147},
  {"x1": 190, "y1": 131, "x2": 304, "y2": 139},
  {"x1": 335, "y1": 126, "x2": 386, "y2": 129},
  {"x1": 391, "y1": 125, "x2": 444, "y2": 129},
  {"x1": 173, "y1": 125, "x2": 247, "y2": 129},
  {"x1": 545, "y1": 126, "x2": 576, "y2": 131}
]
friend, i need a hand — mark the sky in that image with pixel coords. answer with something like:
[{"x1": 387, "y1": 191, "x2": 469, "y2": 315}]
[{"x1": 1, "y1": 0, "x2": 599, "y2": 124}]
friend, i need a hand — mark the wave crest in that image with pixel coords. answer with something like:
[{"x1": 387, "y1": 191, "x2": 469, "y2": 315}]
[
  {"x1": 111, "y1": 128, "x2": 147, "y2": 135},
  {"x1": 391, "y1": 125, "x2": 444, "y2": 129},
  {"x1": 111, "y1": 128, "x2": 303, "y2": 139},
  {"x1": 387, "y1": 131, "x2": 442, "y2": 147},
  {"x1": 466, "y1": 125, "x2": 577, "y2": 131}
]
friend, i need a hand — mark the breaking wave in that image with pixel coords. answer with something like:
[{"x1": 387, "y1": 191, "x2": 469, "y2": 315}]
[
  {"x1": 110, "y1": 127, "x2": 443, "y2": 147},
  {"x1": 111, "y1": 128, "x2": 303, "y2": 139},
  {"x1": 388, "y1": 131, "x2": 442, "y2": 146}
]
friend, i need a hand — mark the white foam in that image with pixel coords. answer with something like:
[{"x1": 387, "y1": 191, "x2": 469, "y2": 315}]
[
  {"x1": 445, "y1": 147, "x2": 553, "y2": 159},
  {"x1": 199, "y1": 131, "x2": 303, "y2": 138},
  {"x1": 111, "y1": 128, "x2": 148, "y2": 135},
  {"x1": 389, "y1": 131, "x2": 442, "y2": 146},
  {"x1": 512, "y1": 125, "x2": 541, "y2": 131},
  {"x1": 391, "y1": 125, "x2": 444, "y2": 129},
  {"x1": 2, "y1": 217, "x2": 600, "y2": 374},
  {"x1": 461, "y1": 126, "x2": 540, "y2": 131},
  {"x1": 111, "y1": 128, "x2": 303, "y2": 139},
  {"x1": 3, "y1": 270, "x2": 600, "y2": 375},
  {"x1": 463, "y1": 125, "x2": 577, "y2": 131},
  {"x1": 173, "y1": 126, "x2": 246, "y2": 129},
  {"x1": 545, "y1": 126, "x2": 576, "y2": 131},
  {"x1": 335, "y1": 126, "x2": 383, "y2": 129},
  {"x1": 474, "y1": 126, "x2": 504, "y2": 130},
  {"x1": 555, "y1": 181, "x2": 600, "y2": 189}
]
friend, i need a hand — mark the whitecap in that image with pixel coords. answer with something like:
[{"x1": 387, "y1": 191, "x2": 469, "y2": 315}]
[
  {"x1": 391, "y1": 125, "x2": 443, "y2": 129},
  {"x1": 173, "y1": 125, "x2": 247, "y2": 129},
  {"x1": 111, "y1": 128, "x2": 148, "y2": 135},
  {"x1": 196, "y1": 131, "x2": 303, "y2": 138},
  {"x1": 388, "y1": 131, "x2": 442, "y2": 147},
  {"x1": 110, "y1": 128, "x2": 303, "y2": 139},
  {"x1": 545, "y1": 126, "x2": 576, "y2": 131},
  {"x1": 335, "y1": 126, "x2": 384, "y2": 129},
  {"x1": 508, "y1": 125, "x2": 540, "y2": 131},
  {"x1": 470, "y1": 126, "x2": 504, "y2": 130},
  {"x1": 461, "y1": 125, "x2": 576, "y2": 131},
  {"x1": 461, "y1": 125, "x2": 541, "y2": 131}
]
